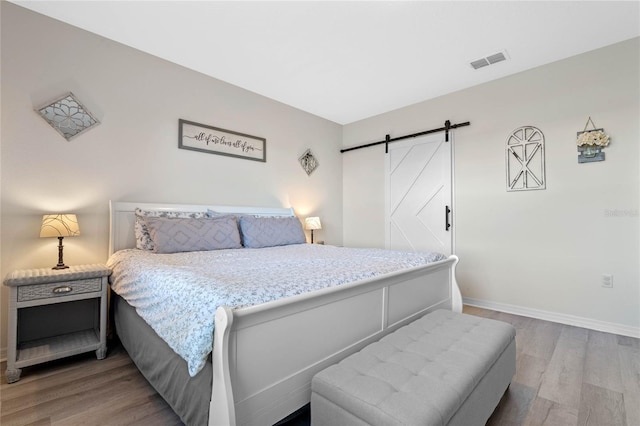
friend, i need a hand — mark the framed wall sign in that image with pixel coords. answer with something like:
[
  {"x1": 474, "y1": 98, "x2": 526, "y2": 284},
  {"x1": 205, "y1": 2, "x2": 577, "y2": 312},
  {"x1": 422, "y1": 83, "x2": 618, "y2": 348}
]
[{"x1": 178, "y1": 119, "x2": 266, "y2": 162}]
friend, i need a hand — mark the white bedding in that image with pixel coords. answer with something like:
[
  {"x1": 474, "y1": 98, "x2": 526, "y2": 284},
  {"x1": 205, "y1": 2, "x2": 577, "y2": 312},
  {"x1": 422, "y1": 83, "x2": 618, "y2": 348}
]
[{"x1": 107, "y1": 244, "x2": 446, "y2": 376}]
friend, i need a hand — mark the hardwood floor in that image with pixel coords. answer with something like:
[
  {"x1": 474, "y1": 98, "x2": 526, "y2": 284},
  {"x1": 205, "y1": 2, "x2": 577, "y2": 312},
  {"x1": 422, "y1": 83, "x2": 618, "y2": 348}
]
[
  {"x1": 0, "y1": 342, "x2": 183, "y2": 426},
  {"x1": 1, "y1": 306, "x2": 638, "y2": 425},
  {"x1": 469, "y1": 306, "x2": 640, "y2": 426}
]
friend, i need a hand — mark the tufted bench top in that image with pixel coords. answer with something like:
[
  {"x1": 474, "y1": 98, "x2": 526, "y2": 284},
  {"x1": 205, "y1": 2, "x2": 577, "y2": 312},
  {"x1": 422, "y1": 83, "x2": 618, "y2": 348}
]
[{"x1": 312, "y1": 309, "x2": 516, "y2": 425}]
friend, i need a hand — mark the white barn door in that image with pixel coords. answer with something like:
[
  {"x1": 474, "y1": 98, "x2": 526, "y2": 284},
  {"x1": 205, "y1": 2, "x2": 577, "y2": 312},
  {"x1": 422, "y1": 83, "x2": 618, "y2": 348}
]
[{"x1": 385, "y1": 133, "x2": 453, "y2": 255}]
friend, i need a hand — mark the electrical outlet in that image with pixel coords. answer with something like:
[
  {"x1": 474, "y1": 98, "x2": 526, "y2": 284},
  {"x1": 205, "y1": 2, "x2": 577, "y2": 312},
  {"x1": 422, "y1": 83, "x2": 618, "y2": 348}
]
[{"x1": 602, "y1": 274, "x2": 613, "y2": 288}]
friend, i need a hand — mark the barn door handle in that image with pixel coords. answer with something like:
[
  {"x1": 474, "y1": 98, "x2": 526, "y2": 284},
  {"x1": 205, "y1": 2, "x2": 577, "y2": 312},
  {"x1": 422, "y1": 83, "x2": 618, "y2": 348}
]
[{"x1": 445, "y1": 206, "x2": 451, "y2": 231}]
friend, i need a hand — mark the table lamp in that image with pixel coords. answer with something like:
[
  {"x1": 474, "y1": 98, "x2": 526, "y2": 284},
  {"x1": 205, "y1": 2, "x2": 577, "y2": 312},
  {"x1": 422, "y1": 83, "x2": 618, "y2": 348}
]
[
  {"x1": 40, "y1": 214, "x2": 80, "y2": 269},
  {"x1": 305, "y1": 217, "x2": 322, "y2": 244}
]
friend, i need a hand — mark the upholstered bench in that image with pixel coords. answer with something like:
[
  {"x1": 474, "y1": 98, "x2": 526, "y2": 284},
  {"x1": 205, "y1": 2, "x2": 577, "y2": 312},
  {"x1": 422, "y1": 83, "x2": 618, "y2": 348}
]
[{"x1": 311, "y1": 309, "x2": 516, "y2": 426}]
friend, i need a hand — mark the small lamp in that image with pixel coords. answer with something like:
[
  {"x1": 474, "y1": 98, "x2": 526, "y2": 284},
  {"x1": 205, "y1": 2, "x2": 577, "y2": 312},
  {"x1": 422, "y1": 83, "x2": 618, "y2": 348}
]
[
  {"x1": 305, "y1": 217, "x2": 322, "y2": 244},
  {"x1": 40, "y1": 214, "x2": 80, "y2": 269}
]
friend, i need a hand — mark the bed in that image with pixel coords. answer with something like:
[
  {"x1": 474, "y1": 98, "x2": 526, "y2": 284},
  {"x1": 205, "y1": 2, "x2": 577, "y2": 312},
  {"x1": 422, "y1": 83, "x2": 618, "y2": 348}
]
[{"x1": 107, "y1": 201, "x2": 462, "y2": 426}]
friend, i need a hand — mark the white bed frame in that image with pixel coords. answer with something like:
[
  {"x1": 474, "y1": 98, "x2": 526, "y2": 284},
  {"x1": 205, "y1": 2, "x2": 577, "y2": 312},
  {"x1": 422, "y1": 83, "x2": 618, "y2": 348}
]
[{"x1": 109, "y1": 201, "x2": 462, "y2": 426}]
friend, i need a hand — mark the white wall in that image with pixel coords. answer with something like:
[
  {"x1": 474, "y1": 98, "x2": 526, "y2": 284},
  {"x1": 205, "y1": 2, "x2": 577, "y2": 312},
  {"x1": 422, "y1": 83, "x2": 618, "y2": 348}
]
[
  {"x1": 0, "y1": 3, "x2": 343, "y2": 353},
  {"x1": 343, "y1": 38, "x2": 639, "y2": 335}
]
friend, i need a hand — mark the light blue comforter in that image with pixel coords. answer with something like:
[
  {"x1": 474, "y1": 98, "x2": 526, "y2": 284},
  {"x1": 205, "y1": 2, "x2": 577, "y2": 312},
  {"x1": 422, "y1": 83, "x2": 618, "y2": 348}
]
[{"x1": 108, "y1": 244, "x2": 446, "y2": 376}]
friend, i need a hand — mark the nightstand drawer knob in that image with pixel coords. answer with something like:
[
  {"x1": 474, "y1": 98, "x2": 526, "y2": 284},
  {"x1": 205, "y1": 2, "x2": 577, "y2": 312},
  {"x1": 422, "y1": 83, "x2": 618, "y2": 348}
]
[{"x1": 52, "y1": 286, "x2": 73, "y2": 294}]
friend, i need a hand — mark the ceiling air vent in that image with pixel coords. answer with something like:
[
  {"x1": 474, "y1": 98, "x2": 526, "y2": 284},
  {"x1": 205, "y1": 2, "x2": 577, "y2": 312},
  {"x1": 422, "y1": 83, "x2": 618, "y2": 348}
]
[
  {"x1": 470, "y1": 50, "x2": 509, "y2": 70},
  {"x1": 470, "y1": 58, "x2": 490, "y2": 70}
]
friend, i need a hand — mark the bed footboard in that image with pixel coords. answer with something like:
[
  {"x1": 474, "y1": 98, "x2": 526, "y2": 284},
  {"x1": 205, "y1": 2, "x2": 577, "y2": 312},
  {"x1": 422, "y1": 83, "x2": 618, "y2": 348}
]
[
  {"x1": 210, "y1": 307, "x2": 236, "y2": 425},
  {"x1": 209, "y1": 255, "x2": 460, "y2": 426}
]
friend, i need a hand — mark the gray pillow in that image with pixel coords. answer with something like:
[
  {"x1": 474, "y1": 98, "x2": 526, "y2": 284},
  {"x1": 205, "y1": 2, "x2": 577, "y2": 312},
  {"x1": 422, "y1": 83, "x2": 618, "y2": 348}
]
[
  {"x1": 135, "y1": 208, "x2": 208, "y2": 251},
  {"x1": 239, "y1": 216, "x2": 306, "y2": 248},
  {"x1": 144, "y1": 216, "x2": 242, "y2": 254}
]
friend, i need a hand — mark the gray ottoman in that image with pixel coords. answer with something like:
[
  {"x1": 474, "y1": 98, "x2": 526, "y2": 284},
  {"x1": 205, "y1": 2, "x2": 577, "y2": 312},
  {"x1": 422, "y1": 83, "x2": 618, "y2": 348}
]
[{"x1": 311, "y1": 309, "x2": 516, "y2": 426}]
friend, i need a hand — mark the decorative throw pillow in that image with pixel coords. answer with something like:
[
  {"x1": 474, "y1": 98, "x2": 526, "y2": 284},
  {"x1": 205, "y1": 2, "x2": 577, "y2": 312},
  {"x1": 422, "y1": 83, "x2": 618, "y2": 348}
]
[
  {"x1": 134, "y1": 208, "x2": 208, "y2": 251},
  {"x1": 144, "y1": 216, "x2": 242, "y2": 254},
  {"x1": 239, "y1": 216, "x2": 306, "y2": 248}
]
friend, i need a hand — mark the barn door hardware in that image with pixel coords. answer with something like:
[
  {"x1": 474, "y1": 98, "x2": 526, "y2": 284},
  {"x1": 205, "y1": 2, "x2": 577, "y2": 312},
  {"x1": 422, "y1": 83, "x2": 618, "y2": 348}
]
[
  {"x1": 445, "y1": 206, "x2": 452, "y2": 231},
  {"x1": 341, "y1": 120, "x2": 470, "y2": 154}
]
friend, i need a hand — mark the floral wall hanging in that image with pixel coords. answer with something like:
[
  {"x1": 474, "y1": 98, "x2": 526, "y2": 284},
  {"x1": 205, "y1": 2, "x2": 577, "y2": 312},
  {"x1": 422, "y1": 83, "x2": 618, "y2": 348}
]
[{"x1": 577, "y1": 117, "x2": 609, "y2": 163}]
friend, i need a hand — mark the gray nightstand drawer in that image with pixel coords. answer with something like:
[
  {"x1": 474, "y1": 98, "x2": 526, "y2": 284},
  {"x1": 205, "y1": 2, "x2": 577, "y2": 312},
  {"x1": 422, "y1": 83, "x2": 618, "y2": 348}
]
[{"x1": 17, "y1": 278, "x2": 102, "y2": 302}]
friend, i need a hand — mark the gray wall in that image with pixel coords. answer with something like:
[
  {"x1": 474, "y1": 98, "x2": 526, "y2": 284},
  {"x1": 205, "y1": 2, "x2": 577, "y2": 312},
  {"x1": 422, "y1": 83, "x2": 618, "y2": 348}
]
[
  {"x1": 0, "y1": 3, "x2": 343, "y2": 354},
  {"x1": 343, "y1": 38, "x2": 639, "y2": 334}
]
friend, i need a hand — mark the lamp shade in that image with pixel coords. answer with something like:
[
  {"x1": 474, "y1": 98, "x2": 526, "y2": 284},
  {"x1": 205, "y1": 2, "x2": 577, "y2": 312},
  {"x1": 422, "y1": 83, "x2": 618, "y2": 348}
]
[
  {"x1": 305, "y1": 217, "x2": 322, "y2": 230},
  {"x1": 40, "y1": 214, "x2": 80, "y2": 238}
]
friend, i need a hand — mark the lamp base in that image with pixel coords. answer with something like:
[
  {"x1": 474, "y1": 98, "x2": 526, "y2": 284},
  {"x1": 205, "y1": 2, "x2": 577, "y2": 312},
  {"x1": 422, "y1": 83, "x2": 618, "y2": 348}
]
[{"x1": 53, "y1": 236, "x2": 69, "y2": 270}]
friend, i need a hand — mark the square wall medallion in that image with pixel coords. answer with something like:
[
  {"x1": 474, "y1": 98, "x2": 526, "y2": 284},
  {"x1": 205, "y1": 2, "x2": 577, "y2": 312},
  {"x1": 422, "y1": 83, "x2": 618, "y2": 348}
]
[
  {"x1": 36, "y1": 92, "x2": 100, "y2": 141},
  {"x1": 299, "y1": 149, "x2": 319, "y2": 175}
]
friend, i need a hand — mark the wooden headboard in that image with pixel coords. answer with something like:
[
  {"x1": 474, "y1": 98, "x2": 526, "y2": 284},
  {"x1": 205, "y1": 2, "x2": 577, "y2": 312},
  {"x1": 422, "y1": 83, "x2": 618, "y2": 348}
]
[{"x1": 108, "y1": 201, "x2": 296, "y2": 256}]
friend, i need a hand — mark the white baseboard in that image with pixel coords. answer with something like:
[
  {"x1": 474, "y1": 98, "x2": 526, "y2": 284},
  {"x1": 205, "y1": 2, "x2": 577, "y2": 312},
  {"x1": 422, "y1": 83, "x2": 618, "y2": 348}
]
[{"x1": 463, "y1": 297, "x2": 640, "y2": 339}]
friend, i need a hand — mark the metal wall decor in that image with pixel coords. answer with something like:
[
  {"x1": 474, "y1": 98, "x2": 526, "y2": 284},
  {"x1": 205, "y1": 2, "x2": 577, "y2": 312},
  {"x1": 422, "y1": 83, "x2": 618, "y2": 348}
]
[
  {"x1": 36, "y1": 92, "x2": 100, "y2": 141},
  {"x1": 577, "y1": 117, "x2": 609, "y2": 163},
  {"x1": 299, "y1": 149, "x2": 319, "y2": 175},
  {"x1": 506, "y1": 126, "x2": 546, "y2": 191},
  {"x1": 179, "y1": 119, "x2": 266, "y2": 162}
]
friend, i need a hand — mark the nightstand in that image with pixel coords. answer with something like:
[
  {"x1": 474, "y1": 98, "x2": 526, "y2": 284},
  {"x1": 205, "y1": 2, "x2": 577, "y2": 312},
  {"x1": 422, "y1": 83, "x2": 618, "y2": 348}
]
[{"x1": 4, "y1": 264, "x2": 110, "y2": 383}]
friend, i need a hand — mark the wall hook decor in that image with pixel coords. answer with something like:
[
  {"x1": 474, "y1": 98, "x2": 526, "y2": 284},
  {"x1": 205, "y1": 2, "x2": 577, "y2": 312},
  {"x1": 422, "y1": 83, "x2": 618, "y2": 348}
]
[
  {"x1": 299, "y1": 149, "x2": 319, "y2": 175},
  {"x1": 576, "y1": 117, "x2": 609, "y2": 163},
  {"x1": 36, "y1": 92, "x2": 100, "y2": 141}
]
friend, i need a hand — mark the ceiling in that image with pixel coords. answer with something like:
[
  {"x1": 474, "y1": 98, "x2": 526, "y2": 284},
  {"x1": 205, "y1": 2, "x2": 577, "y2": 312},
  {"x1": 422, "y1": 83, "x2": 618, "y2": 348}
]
[{"x1": 11, "y1": 1, "x2": 640, "y2": 124}]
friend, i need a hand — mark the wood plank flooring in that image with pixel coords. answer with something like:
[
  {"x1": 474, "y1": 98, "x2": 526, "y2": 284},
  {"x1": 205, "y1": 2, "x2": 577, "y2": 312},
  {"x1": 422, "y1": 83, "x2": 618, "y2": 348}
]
[
  {"x1": 469, "y1": 306, "x2": 640, "y2": 426},
  {"x1": 1, "y1": 306, "x2": 638, "y2": 425}
]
